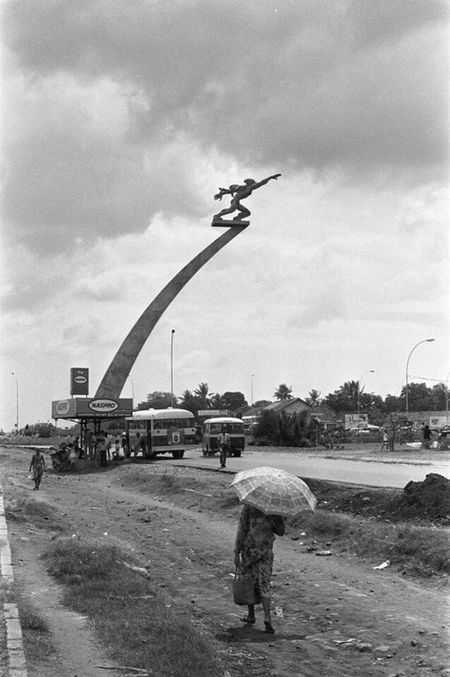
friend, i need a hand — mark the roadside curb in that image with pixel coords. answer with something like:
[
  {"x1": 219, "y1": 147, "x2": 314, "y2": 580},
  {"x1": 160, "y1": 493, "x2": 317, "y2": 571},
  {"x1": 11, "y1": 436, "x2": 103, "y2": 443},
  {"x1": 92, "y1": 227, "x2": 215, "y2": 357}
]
[{"x1": 0, "y1": 493, "x2": 28, "y2": 676}]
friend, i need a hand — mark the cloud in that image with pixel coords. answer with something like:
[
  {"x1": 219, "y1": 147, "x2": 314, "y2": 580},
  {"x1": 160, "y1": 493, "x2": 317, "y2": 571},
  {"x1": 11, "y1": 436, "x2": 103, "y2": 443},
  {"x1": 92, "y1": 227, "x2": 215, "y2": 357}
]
[{"x1": 2, "y1": 0, "x2": 447, "y2": 255}]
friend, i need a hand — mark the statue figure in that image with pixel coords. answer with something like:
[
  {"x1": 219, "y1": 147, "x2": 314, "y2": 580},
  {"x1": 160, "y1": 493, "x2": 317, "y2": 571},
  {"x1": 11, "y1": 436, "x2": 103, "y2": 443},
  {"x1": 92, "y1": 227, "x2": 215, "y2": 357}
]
[{"x1": 212, "y1": 173, "x2": 281, "y2": 225}]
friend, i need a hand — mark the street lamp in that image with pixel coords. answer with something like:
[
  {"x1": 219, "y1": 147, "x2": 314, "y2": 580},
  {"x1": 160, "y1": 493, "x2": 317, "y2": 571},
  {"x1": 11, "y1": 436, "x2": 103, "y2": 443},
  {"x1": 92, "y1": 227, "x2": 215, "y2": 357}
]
[
  {"x1": 170, "y1": 329, "x2": 175, "y2": 408},
  {"x1": 357, "y1": 370, "x2": 374, "y2": 414},
  {"x1": 405, "y1": 338, "x2": 435, "y2": 416},
  {"x1": 251, "y1": 374, "x2": 254, "y2": 406},
  {"x1": 11, "y1": 372, "x2": 19, "y2": 433}
]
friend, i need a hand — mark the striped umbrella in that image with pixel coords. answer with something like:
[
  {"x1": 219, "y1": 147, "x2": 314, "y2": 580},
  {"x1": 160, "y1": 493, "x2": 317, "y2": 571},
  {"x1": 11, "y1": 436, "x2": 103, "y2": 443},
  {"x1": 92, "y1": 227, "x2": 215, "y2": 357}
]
[{"x1": 230, "y1": 466, "x2": 317, "y2": 516}]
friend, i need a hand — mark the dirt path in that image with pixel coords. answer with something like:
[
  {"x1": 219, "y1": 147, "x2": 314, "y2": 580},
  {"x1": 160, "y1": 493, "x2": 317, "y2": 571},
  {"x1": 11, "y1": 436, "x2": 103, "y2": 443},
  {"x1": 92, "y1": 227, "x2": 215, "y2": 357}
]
[{"x1": 1, "y1": 447, "x2": 449, "y2": 676}]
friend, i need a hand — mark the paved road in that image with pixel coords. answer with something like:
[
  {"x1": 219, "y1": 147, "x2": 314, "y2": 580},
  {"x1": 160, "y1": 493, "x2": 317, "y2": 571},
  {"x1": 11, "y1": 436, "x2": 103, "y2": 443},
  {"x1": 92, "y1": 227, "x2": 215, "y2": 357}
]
[{"x1": 176, "y1": 447, "x2": 450, "y2": 489}]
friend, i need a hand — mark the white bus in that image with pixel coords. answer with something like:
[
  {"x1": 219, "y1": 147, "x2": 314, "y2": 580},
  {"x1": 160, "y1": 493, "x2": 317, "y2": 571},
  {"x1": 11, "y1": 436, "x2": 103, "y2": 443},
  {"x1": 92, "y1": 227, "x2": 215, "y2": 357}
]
[
  {"x1": 202, "y1": 417, "x2": 245, "y2": 457},
  {"x1": 126, "y1": 408, "x2": 197, "y2": 459}
]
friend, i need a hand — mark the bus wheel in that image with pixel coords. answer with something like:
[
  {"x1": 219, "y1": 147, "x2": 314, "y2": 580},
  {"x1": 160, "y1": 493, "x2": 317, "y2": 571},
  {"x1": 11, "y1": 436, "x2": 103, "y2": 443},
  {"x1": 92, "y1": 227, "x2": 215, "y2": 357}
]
[
  {"x1": 234, "y1": 450, "x2": 242, "y2": 457},
  {"x1": 178, "y1": 450, "x2": 184, "y2": 459}
]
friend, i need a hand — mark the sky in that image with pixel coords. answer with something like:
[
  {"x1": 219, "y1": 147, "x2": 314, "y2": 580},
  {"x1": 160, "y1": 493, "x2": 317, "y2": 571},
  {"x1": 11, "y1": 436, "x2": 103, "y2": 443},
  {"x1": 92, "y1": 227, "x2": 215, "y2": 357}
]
[{"x1": 1, "y1": 0, "x2": 448, "y2": 430}]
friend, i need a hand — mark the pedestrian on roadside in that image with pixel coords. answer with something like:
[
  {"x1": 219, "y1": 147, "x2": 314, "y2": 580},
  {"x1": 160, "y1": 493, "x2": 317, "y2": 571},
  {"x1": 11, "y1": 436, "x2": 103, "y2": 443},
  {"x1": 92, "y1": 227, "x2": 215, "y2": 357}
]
[
  {"x1": 219, "y1": 429, "x2": 230, "y2": 468},
  {"x1": 68, "y1": 443, "x2": 77, "y2": 470},
  {"x1": 96, "y1": 431, "x2": 108, "y2": 467},
  {"x1": 106, "y1": 433, "x2": 113, "y2": 461},
  {"x1": 29, "y1": 449, "x2": 46, "y2": 490},
  {"x1": 113, "y1": 437, "x2": 121, "y2": 459},
  {"x1": 133, "y1": 433, "x2": 141, "y2": 460},
  {"x1": 380, "y1": 428, "x2": 389, "y2": 450},
  {"x1": 121, "y1": 431, "x2": 128, "y2": 457},
  {"x1": 234, "y1": 504, "x2": 285, "y2": 634},
  {"x1": 422, "y1": 425, "x2": 432, "y2": 450}
]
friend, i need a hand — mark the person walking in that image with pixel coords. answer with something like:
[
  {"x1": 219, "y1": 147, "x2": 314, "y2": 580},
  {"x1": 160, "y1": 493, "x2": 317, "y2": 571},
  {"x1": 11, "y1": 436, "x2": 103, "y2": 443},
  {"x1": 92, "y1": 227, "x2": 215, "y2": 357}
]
[
  {"x1": 219, "y1": 430, "x2": 230, "y2": 468},
  {"x1": 234, "y1": 504, "x2": 285, "y2": 634},
  {"x1": 380, "y1": 428, "x2": 389, "y2": 450},
  {"x1": 29, "y1": 449, "x2": 46, "y2": 490}
]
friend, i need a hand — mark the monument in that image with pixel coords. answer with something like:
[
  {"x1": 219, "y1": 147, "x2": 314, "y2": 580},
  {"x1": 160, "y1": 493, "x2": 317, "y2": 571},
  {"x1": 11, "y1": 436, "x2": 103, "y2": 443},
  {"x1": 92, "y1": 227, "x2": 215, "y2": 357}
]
[
  {"x1": 211, "y1": 173, "x2": 281, "y2": 226},
  {"x1": 94, "y1": 175, "x2": 281, "y2": 400}
]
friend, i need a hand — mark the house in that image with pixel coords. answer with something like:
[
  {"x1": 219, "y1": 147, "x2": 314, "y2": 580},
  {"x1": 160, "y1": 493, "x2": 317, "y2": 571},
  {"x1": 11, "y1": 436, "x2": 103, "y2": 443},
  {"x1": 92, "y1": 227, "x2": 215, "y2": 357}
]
[
  {"x1": 263, "y1": 398, "x2": 311, "y2": 417},
  {"x1": 308, "y1": 403, "x2": 337, "y2": 426}
]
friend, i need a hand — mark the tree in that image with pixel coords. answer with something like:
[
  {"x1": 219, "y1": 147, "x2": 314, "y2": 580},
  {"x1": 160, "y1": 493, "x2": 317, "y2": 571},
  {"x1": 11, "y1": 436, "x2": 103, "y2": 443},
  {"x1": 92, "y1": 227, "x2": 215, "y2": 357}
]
[
  {"x1": 401, "y1": 382, "x2": 437, "y2": 412},
  {"x1": 324, "y1": 381, "x2": 359, "y2": 413},
  {"x1": 254, "y1": 400, "x2": 271, "y2": 408},
  {"x1": 221, "y1": 391, "x2": 248, "y2": 412},
  {"x1": 432, "y1": 383, "x2": 448, "y2": 410},
  {"x1": 274, "y1": 383, "x2": 293, "y2": 401},
  {"x1": 305, "y1": 389, "x2": 321, "y2": 407},
  {"x1": 179, "y1": 390, "x2": 199, "y2": 416},
  {"x1": 194, "y1": 382, "x2": 214, "y2": 409},
  {"x1": 209, "y1": 393, "x2": 225, "y2": 409},
  {"x1": 137, "y1": 391, "x2": 175, "y2": 410}
]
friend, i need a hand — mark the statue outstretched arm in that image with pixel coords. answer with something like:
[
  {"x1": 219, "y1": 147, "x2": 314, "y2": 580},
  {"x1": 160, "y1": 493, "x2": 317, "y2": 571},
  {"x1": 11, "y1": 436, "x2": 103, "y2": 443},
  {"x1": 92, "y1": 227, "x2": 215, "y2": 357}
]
[
  {"x1": 252, "y1": 173, "x2": 281, "y2": 190},
  {"x1": 214, "y1": 187, "x2": 232, "y2": 201}
]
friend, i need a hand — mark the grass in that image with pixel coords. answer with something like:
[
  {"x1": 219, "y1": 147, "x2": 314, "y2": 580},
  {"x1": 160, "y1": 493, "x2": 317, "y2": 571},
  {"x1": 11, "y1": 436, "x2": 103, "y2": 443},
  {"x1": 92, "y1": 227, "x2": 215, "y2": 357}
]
[
  {"x1": 42, "y1": 538, "x2": 222, "y2": 677},
  {"x1": 292, "y1": 511, "x2": 450, "y2": 577},
  {"x1": 0, "y1": 587, "x2": 55, "y2": 670},
  {"x1": 5, "y1": 497, "x2": 63, "y2": 532}
]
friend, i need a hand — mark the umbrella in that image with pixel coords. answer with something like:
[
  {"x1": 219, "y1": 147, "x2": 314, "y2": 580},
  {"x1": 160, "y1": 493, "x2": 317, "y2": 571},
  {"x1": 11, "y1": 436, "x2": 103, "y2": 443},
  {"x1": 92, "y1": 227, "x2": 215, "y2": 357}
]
[{"x1": 230, "y1": 466, "x2": 317, "y2": 517}]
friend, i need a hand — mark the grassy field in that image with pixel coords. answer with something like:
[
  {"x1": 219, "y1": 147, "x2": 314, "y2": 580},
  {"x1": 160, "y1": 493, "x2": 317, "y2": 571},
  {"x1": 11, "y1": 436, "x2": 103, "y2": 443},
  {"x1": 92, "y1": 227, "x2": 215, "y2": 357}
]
[{"x1": 43, "y1": 539, "x2": 222, "y2": 677}]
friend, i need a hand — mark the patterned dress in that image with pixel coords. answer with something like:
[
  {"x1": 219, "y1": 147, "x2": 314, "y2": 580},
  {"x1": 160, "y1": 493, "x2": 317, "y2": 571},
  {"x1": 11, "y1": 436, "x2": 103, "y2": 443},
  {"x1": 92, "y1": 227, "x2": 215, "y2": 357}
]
[{"x1": 235, "y1": 505, "x2": 285, "y2": 598}]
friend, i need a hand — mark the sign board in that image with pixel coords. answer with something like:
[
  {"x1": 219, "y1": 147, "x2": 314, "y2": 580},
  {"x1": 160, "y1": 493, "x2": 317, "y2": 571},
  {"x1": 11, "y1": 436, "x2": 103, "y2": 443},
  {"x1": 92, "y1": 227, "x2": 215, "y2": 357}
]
[
  {"x1": 197, "y1": 410, "x2": 230, "y2": 418},
  {"x1": 429, "y1": 415, "x2": 449, "y2": 430},
  {"x1": 344, "y1": 413, "x2": 368, "y2": 430},
  {"x1": 52, "y1": 397, "x2": 133, "y2": 420},
  {"x1": 70, "y1": 368, "x2": 89, "y2": 396}
]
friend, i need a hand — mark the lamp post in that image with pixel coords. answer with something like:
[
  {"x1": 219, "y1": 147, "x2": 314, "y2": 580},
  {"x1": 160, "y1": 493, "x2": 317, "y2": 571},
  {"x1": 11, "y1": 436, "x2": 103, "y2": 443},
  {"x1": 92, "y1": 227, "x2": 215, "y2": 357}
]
[
  {"x1": 11, "y1": 372, "x2": 19, "y2": 433},
  {"x1": 405, "y1": 338, "x2": 435, "y2": 416},
  {"x1": 170, "y1": 329, "x2": 175, "y2": 408},
  {"x1": 251, "y1": 374, "x2": 254, "y2": 406},
  {"x1": 357, "y1": 370, "x2": 374, "y2": 414}
]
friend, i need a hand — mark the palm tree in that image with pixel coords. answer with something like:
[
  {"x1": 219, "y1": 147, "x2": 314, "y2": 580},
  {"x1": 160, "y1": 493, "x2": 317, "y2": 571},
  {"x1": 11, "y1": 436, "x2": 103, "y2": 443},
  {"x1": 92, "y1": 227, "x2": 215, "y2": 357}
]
[
  {"x1": 179, "y1": 389, "x2": 198, "y2": 416},
  {"x1": 194, "y1": 382, "x2": 214, "y2": 409},
  {"x1": 209, "y1": 393, "x2": 224, "y2": 409},
  {"x1": 306, "y1": 389, "x2": 321, "y2": 407},
  {"x1": 273, "y1": 383, "x2": 293, "y2": 401}
]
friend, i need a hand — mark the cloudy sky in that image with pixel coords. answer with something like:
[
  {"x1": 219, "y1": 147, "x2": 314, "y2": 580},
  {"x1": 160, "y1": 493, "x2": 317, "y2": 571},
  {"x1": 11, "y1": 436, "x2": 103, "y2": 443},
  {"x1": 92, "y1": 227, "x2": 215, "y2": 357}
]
[{"x1": 1, "y1": 0, "x2": 448, "y2": 429}]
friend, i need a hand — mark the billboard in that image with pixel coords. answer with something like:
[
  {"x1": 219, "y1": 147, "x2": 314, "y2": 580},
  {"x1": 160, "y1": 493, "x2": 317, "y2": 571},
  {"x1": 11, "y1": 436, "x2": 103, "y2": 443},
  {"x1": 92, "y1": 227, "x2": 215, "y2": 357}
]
[
  {"x1": 344, "y1": 413, "x2": 368, "y2": 430},
  {"x1": 70, "y1": 368, "x2": 89, "y2": 396},
  {"x1": 52, "y1": 397, "x2": 133, "y2": 420}
]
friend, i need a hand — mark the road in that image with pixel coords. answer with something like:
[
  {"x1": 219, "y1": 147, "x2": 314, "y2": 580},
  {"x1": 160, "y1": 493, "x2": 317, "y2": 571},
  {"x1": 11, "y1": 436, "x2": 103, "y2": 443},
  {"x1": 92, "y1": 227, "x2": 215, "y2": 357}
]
[{"x1": 176, "y1": 446, "x2": 450, "y2": 488}]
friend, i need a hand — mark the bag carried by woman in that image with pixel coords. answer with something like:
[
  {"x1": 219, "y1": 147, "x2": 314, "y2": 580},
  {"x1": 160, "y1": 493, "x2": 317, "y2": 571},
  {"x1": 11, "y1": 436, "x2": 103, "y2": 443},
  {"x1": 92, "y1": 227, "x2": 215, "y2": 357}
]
[{"x1": 233, "y1": 569, "x2": 259, "y2": 605}]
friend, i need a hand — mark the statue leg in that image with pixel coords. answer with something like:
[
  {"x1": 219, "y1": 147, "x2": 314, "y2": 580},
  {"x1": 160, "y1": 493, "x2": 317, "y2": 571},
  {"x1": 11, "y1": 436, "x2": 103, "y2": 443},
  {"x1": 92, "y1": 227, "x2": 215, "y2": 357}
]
[
  {"x1": 233, "y1": 203, "x2": 250, "y2": 221},
  {"x1": 215, "y1": 205, "x2": 236, "y2": 218}
]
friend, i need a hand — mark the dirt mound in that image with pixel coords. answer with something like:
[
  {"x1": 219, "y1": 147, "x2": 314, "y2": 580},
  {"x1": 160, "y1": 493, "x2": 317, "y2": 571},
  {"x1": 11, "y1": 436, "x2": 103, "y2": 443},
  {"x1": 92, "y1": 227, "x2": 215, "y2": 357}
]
[
  {"x1": 306, "y1": 474, "x2": 450, "y2": 525},
  {"x1": 396, "y1": 473, "x2": 450, "y2": 522}
]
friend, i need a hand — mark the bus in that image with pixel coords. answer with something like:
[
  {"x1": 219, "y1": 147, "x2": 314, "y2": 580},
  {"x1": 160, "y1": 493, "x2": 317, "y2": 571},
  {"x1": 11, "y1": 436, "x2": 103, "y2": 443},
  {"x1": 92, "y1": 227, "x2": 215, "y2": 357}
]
[
  {"x1": 126, "y1": 408, "x2": 197, "y2": 459},
  {"x1": 202, "y1": 417, "x2": 245, "y2": 458}
]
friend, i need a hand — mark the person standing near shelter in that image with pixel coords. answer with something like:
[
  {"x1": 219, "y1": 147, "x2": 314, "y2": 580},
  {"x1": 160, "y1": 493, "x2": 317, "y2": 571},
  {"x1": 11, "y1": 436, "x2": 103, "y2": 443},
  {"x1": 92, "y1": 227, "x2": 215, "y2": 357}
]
[
  {"x1": 96, "y1": 431, "x2": 108, "y2": 467},
  {"x1": 133, "y1": 433, "x2": 141, "y2": 460},
  {"x1": 234, "y1": 504, "x2": 285, "y2": 634},
  {"x1": 29, "y1": 449, "x2": 46, "y2": 490}
]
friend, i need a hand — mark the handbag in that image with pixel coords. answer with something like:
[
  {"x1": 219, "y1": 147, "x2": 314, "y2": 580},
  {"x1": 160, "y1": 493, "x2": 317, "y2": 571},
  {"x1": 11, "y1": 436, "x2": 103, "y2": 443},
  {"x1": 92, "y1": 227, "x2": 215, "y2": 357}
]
[{"x1": 232, "y1": 569, "x2": 258, "y2": 606}]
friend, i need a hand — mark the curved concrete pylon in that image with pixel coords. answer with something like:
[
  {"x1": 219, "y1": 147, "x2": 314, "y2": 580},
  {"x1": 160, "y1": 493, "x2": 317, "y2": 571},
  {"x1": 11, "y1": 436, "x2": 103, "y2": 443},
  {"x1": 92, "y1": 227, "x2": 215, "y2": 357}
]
[{"x1": 95, "y1": 225, "x2": 248, "y2": 399}]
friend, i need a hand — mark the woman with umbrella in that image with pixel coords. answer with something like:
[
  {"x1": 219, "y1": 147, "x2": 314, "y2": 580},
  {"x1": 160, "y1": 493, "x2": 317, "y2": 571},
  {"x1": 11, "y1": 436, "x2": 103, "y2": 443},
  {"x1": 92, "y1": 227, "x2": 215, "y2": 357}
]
[
  {"x1": 234, "y1": 505, "x2": 285, "y2": 633},
  {"x1": 231, "y1": 466, "x2": 317, "y2": 634}
]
